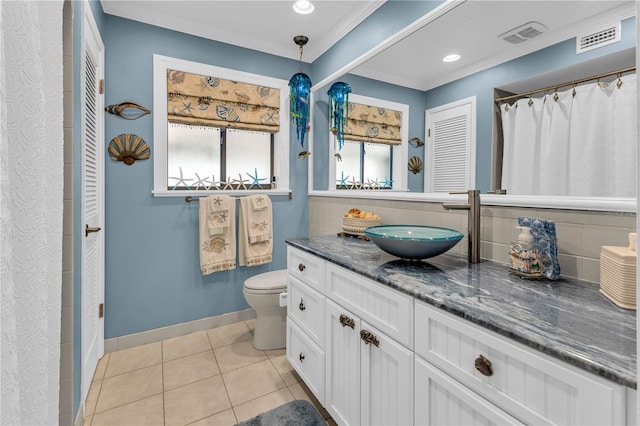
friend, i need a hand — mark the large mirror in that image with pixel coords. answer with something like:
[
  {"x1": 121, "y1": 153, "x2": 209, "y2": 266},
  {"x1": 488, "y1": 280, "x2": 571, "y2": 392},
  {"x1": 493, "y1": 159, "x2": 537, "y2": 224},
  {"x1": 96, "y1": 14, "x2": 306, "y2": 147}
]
[{"x1": 310, "y1": 0, "x2": 637, "y2": 211}]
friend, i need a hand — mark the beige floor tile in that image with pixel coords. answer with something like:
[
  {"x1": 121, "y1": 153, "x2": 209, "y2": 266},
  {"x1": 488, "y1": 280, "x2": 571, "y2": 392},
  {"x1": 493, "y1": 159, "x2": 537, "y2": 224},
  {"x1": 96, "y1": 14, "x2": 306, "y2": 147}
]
[
  {"x1": 214, "y1": 340, "x2": 267, "y2": 373},
  {"x1": 84, "y1": 380, "x2": 102, "y2": 416},
  {"x1": 164, "y1": 350, "x2": 220, "y2": 391},
  {"x1": 206, "y1": 322, "x2": 252, "y2": 349},
  {"x1": 163, "y1": 331, "x2": 212, "y2": 362},
  {"x1": 233, "y1": 388, "x2": 295, "y2": 422},
  {"x1": 104, "y1": 342, "x2": 161, "y2": 378},
  {"x1": 245, "y1": 319, "x2": 256, "y2": 334},
  {"x1": 188, "y1": 408, "x2": 237, "y2": 426},
  {"x1": 264, "y1": 348, "x2": 285, "y2": 358},
  {"x1": 269, "y1": 354, "x2": 300, "y2": 386},
  {"x1": 222, "y1": 359, "x2": 286, "y2": 406},
  {"x1": 95, "y1": 364, "x2": 163, "y2": 413},
  {"x1": 91, "y1": 394, "x2": 163, "y2": 426},
  {"x1": 164, "y1": 375, "x2": 232, "y2": 426},
  {"x1": 93, "y1": 353, "x2": 110, "y2": 381},
  {"x1": 288, "y1": 382, "x2": 331, "y2": 420},
  {"x1": 82, "y1": 415, "x2": 92, "y2": 426}
]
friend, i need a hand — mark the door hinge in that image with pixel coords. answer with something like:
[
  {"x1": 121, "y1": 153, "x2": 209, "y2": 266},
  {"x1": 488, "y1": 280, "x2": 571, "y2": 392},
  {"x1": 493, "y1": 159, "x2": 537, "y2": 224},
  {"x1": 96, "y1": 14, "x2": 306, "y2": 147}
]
[
  {"x1": 428, "y1": 128, "x2": 431, "y2": 137},
  {"x1": 99, "y1": 303, "x2": 104, "y2": 318},
  {"x1": 99, "y1": 79, "x2": 105, "y2": 94}
]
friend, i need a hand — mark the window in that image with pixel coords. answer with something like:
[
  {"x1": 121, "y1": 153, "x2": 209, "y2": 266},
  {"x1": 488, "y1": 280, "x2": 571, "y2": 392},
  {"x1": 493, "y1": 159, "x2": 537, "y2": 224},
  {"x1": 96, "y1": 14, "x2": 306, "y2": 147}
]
[
  {"x1": 329, "y1": 94, "x2": 408, "y2": 191},
  {"x1": 153, "y1": 55, "x2": 290, "y2": 196},
  {"x1": 424, "y1": 96, "x2": 476, "y2": 193}
]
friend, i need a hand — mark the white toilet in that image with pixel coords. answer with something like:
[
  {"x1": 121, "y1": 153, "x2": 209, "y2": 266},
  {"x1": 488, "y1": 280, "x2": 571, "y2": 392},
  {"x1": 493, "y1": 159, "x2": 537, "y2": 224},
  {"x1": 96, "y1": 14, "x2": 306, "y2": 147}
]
[{"x1": 242, "y1": 269, "x2": 288, "y2": 350}]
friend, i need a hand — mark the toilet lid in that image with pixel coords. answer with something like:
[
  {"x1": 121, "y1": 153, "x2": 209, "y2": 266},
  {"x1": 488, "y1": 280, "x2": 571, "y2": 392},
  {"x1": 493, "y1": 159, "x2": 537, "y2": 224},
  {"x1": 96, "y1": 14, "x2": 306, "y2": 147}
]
[{"x1": 244, "y1": 269, "x2": 287, "y2": 291}]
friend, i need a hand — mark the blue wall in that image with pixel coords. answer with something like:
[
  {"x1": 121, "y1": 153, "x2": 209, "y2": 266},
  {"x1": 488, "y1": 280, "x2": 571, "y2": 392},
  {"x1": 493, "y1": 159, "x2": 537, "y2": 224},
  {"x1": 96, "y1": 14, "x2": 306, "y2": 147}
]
[
  {"x1": 424, "y1": 16, "x2": 636, "y2": 193},
  {"x1": 102, "y1": 15, "x2": 308, "y2": 339},
  {"x1": 312, "y1": 74, "x2": 426, "y2": 191}
]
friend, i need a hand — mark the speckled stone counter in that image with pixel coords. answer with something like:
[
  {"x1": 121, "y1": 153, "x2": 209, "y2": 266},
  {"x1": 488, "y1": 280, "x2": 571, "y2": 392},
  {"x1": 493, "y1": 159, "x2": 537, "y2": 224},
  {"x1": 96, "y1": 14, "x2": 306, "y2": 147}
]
[{"x1": 286, "y1": 235, "x2": 637, "y2": 389}]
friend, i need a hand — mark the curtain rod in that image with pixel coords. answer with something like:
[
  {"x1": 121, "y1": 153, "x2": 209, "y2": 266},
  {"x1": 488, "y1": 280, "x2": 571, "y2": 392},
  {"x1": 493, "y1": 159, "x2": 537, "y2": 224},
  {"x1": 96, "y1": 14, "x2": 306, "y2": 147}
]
[{"x1": 495, "y1": 66, "x2": 636, "y2": 104}]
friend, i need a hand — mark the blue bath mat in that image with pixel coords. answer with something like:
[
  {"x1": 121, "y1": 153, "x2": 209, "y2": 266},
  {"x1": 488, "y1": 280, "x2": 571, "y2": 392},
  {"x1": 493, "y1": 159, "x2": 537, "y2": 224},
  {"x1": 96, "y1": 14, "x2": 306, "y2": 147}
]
[{"x1": 236, "y1": 400, "x2": 325, "y2": 425}]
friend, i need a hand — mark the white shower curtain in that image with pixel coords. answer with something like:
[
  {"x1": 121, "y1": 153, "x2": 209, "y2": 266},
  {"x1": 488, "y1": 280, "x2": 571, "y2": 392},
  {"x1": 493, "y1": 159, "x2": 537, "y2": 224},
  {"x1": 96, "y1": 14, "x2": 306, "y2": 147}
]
[
  {"x1": 1, "y1": 1, "x2": 64, "y2": 425},
  {"x1": 501, "y1": 74, "x2": 637, "y2": 197}
]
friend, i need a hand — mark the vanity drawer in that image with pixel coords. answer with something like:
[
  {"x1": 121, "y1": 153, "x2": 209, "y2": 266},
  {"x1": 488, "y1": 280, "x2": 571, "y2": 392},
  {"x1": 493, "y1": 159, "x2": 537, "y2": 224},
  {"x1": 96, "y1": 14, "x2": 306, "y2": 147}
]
[
  {"x1": 287, "y1": 276, "x2": 325, "y2": 347},
  {"x1": 287, "y1": 247, "x2": 325, "y2": 294},
  {"x1": 287, "y1": 318, "x2": 325, "y2": 405},
  {"x1": 415, "y1": 301, "x2": 627, "y2": 426},
  {"x1": 326, "y1": 262, "x2": 413, "y2": 349}
]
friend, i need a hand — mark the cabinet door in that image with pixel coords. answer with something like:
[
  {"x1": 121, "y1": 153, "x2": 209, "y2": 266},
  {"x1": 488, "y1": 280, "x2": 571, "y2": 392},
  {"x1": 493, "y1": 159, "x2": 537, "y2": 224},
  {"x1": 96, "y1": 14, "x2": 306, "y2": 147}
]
[
  {"x1": 415, "y1": 356, "x2": 524, "y2": 426},
  {"x1": 360, "y1": 321, "x2": 414, "y2": 426},
  {"x1": 325, "y1": 300, "x2": 361, "y2": 426}
]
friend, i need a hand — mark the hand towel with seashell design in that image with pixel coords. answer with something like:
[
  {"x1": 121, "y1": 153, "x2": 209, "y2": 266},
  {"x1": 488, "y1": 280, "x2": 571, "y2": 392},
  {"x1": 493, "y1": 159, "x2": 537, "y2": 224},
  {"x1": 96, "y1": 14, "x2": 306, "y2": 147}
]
[{"x1": 199, "y1": 195, "x2": 236, "y2": 275}]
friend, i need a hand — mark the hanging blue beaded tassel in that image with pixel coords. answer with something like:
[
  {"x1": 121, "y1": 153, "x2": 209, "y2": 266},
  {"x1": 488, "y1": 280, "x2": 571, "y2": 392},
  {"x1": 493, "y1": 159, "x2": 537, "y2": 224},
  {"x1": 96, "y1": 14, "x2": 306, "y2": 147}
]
[
  {"x1": 289, "y1": 36, "x2": 312, "y2": 160},
  {"x1": 328, "y1": 81, "x2": 351, "y2": 160}
]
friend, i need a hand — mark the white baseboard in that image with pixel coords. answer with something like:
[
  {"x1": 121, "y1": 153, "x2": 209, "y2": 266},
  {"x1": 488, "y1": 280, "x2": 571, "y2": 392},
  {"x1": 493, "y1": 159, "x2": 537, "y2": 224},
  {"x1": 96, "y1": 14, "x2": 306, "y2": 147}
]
[{"x1": 104, "y1": 308, "x2": 256, "y2": 352}]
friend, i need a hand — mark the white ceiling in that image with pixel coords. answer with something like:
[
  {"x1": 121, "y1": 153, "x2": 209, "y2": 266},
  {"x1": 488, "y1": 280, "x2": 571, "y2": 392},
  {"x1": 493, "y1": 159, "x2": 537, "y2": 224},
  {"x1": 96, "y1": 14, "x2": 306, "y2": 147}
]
[
  {"x1": 100, "y1": 0, "x2": 384, "y2": 62},
  {"x1": 101, "y1": 0, "x2": 636, "y2": 92}
]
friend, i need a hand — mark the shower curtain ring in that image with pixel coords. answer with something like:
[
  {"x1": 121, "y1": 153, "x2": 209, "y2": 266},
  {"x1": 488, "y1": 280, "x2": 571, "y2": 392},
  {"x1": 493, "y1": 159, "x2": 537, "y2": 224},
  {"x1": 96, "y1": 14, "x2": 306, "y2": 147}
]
[
  {"x1": 617, "y1": 73, "x2": 623, "y2": 89},
  {"x1": 572, "y1": 84, "x2": 576, "y2": 97},
  {"x1": 553, "y1": 88, "x2": 559, "y2": 102},
  {"x1": 528, "y1": 97, "x2": 533, "y2": 107}
]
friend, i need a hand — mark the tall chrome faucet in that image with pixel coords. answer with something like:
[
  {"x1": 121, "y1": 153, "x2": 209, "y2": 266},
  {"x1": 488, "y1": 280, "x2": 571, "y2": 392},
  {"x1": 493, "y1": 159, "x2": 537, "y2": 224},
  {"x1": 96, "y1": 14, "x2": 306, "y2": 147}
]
[{"x1": 442, "y1": 190, "x2": 481, "y2": 264}]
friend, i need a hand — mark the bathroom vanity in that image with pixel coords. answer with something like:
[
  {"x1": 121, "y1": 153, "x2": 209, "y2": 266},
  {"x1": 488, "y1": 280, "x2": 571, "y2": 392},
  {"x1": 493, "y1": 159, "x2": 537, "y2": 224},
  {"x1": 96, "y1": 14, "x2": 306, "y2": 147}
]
[{"x1": 285, "y1": 235, "x2": 637, "y2": 426}]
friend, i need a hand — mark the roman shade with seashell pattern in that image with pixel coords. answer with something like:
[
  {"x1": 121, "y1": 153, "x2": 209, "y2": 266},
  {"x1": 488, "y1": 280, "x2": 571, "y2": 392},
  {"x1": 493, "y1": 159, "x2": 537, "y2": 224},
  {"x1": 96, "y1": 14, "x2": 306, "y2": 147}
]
[
  {"x1": 344, "y1": 101, "x2": 402, "y2": 145},
  {"x1": 167, "y1": 69, "x2": 280, "y2": 133}
]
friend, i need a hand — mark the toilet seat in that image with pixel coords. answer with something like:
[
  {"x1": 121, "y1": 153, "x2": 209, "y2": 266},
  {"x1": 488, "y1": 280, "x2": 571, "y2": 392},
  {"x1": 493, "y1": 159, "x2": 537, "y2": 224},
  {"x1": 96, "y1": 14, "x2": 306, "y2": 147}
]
[{"x1": 244, "y1": 270, "x2": 287, "y2": 294}]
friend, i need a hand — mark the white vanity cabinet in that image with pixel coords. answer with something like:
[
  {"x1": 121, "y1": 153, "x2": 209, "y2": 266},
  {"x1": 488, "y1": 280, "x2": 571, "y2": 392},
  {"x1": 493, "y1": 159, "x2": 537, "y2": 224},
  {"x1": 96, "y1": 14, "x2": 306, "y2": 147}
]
[
  {"x1": 286, "y1": 244, "x2": 636, "y2": 426},
  {"x1": 325, "y1": 299, "x2": 414, "y2": 426},
  {"x1": 286, "y1": 247, "x2": 326, "y2": 404},
  {"x1": 415, "y1": 300, "x2": 630, "y2": 426}
]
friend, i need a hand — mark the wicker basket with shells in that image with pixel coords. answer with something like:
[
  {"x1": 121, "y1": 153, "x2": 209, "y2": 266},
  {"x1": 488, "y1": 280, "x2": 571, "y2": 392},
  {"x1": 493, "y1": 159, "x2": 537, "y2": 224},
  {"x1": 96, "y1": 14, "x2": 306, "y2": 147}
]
[{"x1": 341, "y1": 208, "x2": 381, "y2": 236}]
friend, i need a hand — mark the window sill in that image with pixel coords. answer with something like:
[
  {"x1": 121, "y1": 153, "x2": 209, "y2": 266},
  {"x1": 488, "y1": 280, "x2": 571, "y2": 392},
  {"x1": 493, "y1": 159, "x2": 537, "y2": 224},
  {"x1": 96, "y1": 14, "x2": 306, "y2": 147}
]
[{"x1": 152, "y1": 189, "x2": 292, "y2": 198}]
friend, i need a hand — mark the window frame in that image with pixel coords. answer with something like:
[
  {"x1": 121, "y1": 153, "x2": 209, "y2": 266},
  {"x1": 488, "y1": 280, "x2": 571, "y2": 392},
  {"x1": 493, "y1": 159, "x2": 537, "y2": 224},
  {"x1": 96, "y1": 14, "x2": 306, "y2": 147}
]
[
  {"x1": 327, "y1": 93, "x2": 409, "y2": 192},
  {"x1": 152, "y1": 54, "x2": 290, "y2": 197}
]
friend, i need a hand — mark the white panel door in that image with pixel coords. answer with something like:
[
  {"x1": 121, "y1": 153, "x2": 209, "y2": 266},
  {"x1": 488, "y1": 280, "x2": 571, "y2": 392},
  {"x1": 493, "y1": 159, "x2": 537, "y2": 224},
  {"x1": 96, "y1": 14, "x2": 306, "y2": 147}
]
[
  {"x1": 325, "y1": 300, "x2": 361, "y2": 426},
  {"x1": 415, "y1": 356, "x2": 524, "y2": 426},
  {"x1": 360, "y1": 321, "x2": 414, "y2": 426},
  {"x1": 81, "y1": 3, "x2": 105, "y2": 404}
]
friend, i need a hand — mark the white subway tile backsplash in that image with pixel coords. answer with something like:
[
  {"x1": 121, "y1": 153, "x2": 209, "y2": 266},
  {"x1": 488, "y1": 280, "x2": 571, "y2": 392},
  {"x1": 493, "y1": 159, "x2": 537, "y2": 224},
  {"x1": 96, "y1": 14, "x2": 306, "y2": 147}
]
[{"x1": 309, "y1": 197, "x2": 635, "y2": 283}]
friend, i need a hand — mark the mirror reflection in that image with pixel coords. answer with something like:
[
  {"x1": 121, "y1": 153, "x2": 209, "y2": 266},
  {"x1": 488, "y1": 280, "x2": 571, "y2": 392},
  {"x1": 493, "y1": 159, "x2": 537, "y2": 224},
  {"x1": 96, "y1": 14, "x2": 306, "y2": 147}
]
[{"x1": 313, "y1": 0, "x2": 637, "y2": 206}]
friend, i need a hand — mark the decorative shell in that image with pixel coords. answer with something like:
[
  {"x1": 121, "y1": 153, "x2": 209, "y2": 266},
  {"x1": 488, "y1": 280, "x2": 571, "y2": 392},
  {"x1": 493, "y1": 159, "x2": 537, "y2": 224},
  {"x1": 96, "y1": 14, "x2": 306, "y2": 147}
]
[
  {"x1": 408, "y1": 156, "x2": 423, "y2": 174},
  {"x1": 108, "y1": 133, "x2": 150, "y2": 165},
  {"x1": 105, "y1": 101, "x2": 151, "y2": 120},
  {"x1": 408, "y1": 137, "x2": 424, "y2": 148}
]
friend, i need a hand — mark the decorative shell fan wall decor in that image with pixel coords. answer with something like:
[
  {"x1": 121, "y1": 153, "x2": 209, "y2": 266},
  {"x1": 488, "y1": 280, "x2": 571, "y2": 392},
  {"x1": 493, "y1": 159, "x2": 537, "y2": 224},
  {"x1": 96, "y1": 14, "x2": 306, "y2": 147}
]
[
  {"x1": 109, "y1": 133, "x2": 150, "y2": 165},
  {"x1": 408, "y1": 156, "x2": 423, "y2": 174}
]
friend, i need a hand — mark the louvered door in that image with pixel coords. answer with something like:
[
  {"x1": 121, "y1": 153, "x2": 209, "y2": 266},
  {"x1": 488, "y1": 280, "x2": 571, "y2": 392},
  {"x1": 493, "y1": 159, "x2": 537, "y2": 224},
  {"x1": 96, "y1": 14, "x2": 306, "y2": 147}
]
[
  {"x1": 81, "y1": 6, "x2": 105, "y2": 405},
  {"x1": 425, "y1": 97, "x2": 476, "y2": 192}
]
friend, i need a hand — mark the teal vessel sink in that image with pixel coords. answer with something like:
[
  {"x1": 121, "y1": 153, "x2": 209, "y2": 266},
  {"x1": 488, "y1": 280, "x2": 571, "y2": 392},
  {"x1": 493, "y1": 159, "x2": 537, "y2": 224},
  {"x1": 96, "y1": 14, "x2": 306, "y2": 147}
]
[{"x1": 364, "y1": 225, "x2": 464, "y2": 260}]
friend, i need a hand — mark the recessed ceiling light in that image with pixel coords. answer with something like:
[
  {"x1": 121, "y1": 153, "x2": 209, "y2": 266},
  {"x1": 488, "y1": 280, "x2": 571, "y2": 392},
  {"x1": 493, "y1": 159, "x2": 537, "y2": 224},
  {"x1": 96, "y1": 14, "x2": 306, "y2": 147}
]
[
  {"x1": 293, "y1": 0, "x2": 315, "y2": 14},
  {"x1": 442, "y1": 54, "x2": 461, "y2": 63}
]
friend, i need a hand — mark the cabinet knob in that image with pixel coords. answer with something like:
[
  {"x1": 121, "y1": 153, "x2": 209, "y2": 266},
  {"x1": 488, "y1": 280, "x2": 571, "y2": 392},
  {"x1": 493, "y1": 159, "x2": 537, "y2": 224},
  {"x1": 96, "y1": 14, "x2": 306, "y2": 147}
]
[
  {"x1": 474, "y1": 354, "x2": 493, "y2": 377},
  {"x1": 299, "y1": 299, "x2": 306, "y2": 311},
  {"x1": 298, "y1": 263, "x2": 305, "y2": 272},
  {"x1": 360, "y1": 330, "x2": 380, "y2": 347},
  {"x1": 299, "y1": 352, "x2": 305, "y2": 362},
  {"x1": 339, "y1": 314, "x2": 355, "y2": 329}
]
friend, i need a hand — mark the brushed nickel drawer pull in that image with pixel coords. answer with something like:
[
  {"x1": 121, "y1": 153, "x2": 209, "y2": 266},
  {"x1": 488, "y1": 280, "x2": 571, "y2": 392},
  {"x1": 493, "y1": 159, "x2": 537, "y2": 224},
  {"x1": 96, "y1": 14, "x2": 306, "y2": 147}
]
[
  {"x1": 339, "y1": 314, "x2": 355, "y2": 329},
  {"x1": 299, "y1": 299, "x2": 306, "y2": 311},
  {"x1": 475, "y1": 354, "x2": 493, "y2": 377},
  {"x1": 360, "y1": 330, "x2": 379, "y2": 347},
  {"x1": 298, "y1": 263, "x2": 305, "y2": 272},
  {"x1": 299, "y1": 352, "x2": 305, "y2": 362}
]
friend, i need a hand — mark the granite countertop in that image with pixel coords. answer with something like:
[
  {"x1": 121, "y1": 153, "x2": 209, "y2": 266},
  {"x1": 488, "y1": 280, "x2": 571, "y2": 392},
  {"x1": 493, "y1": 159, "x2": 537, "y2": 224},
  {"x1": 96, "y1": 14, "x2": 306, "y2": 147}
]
[{"x1": 286, "y1": 235, "x2": 637, "y2": 389}]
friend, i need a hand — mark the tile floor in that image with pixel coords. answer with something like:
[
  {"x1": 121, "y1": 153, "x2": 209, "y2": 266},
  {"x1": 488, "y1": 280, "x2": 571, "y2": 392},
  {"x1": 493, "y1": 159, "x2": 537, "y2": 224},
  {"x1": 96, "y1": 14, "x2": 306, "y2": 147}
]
[{"x1": 83, "y1": 319, "x2": 335, "y2": 426}]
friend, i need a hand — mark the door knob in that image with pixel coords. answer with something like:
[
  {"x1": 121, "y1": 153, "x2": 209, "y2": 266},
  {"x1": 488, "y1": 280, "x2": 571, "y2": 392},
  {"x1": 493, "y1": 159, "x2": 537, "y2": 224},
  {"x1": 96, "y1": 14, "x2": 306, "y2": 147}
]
[
  {"x1": 299, "y1": 352, "x2": 305, "y2": 362},
  {"x1": 298, "y1": 263, "x2": 305, "y2": 272},
  {"x1": 85, "y1": 224, "x2": 101, "y2": 237},
  {"x1": 474, "y1": 354, "x2": 493, "y2": 377}
]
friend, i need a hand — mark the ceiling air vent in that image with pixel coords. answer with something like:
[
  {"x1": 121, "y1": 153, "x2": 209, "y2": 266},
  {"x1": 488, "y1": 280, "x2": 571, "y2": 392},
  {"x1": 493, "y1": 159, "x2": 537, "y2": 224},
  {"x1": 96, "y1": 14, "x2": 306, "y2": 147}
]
[
  {"x1": 499, "y1": 21, "x2": 548, "y2": 44},
  {"x1": 576, "y1": 22, "x2": 621, "y2": 54}
]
